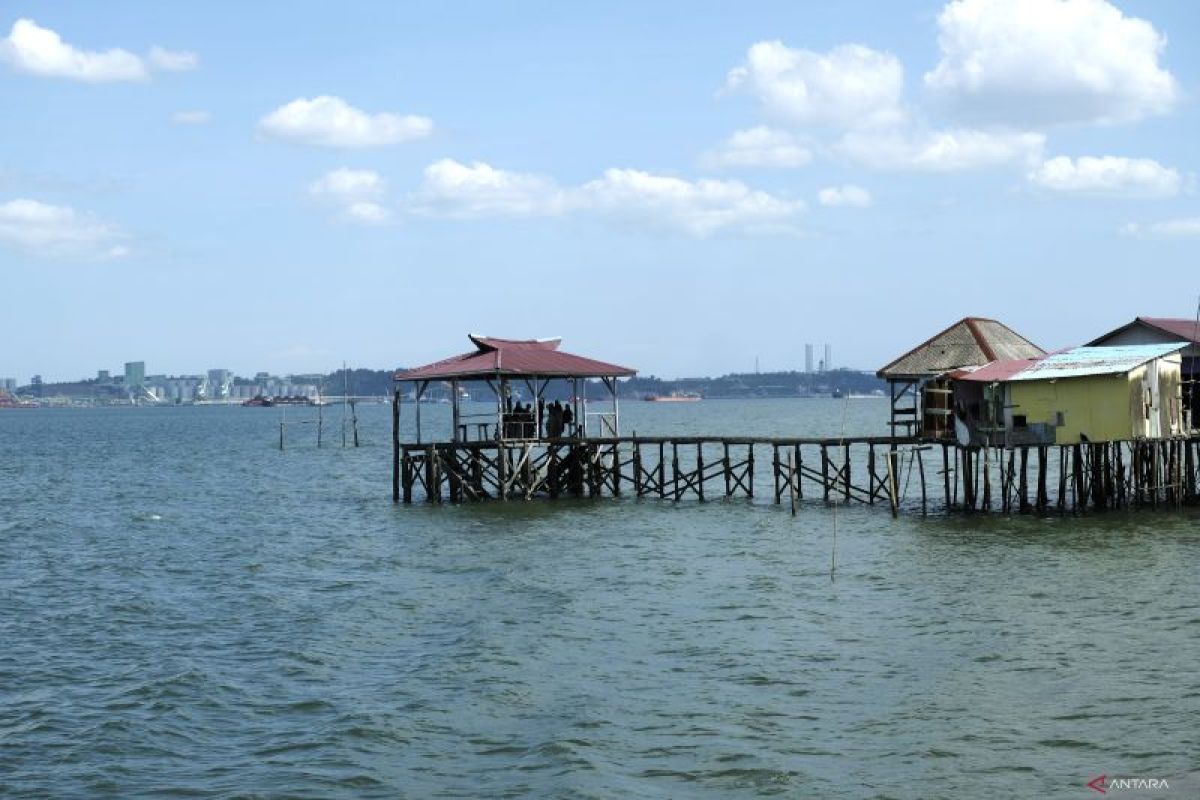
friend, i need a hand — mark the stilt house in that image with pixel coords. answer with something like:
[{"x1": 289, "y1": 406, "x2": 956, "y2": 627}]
[
  {"x1": 876, "y1": 317, "x2": 1045, "y2": 438},
  {"x1": 1087, "y1": 317, "x2": 1199, "y2": 431},
  {"x1": 951, "y1": 343, "x2": 1188, "y2": 446}
]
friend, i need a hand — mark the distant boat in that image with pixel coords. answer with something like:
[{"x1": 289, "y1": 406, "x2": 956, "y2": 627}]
[
  {"x1": 242, "y1": 395, "x2": 323, "y2": 407},
  {"x1": 644, "y1": 391, "x2": 701, "y2": 402},
  {"x1": 242, "y1": 395, "x2": 274, "y2": 407},
  {"x1": 831, "y1": 389, "x2": 844, "y2": 399}
]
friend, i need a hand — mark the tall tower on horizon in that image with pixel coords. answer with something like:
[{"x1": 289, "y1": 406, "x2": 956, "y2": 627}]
[
  {"x1": 124, "y1": 361, "x2": 145, "y2": 388},
  {"x1": 805, "y1": 344, "x2": 814, "y2": 373},
  {"x1": 824, "y1": 344, "x2": 832, "y2": 372}
]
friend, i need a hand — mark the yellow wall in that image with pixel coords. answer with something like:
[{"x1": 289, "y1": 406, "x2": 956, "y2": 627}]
[{"x1": 1006, "y1": 356, "x2": 1183, "y2": 444}]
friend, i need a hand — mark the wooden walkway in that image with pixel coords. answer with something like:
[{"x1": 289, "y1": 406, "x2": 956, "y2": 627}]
[{"x1": 394, "y1": 434, "x2": 1200, "y2": 514}]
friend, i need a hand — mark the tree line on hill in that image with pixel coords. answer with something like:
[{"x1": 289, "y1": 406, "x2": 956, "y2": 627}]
[{"x1": 328, "y1": 368, "x2": 885, "y2": 400}]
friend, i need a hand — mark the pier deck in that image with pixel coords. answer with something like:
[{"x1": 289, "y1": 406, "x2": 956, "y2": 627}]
[{"x1": 394, "y1": 433, "x2": 1200, "y2": 514}]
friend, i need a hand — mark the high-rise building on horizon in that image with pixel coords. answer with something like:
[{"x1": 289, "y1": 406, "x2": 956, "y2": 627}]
[
  {"x1": 805, "y1": 344, "x2": 814, "y2": 374},
  {"x1": 124, "y1": 361, "x2": 145, "y2": 388},
  {"x1": 824, "y1": 344, "x2": 832, "y2": 372}
]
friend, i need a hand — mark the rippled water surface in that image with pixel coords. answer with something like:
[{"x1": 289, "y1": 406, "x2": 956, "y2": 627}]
[{"x1": 2, "y1": 400, "x2": 1198, "y2": 798}]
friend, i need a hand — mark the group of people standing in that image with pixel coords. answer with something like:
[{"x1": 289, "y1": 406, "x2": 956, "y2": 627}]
[{"x1": 502, "y1": 398, "x2": 575, "y2": 439}]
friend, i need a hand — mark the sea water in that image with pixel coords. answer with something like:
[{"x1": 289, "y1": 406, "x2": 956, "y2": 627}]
[{"x1": 1, "y1": 400, "x2": 1197, "y2": 798}]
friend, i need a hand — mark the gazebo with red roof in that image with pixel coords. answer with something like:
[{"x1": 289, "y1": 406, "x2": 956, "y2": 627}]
[{"x1": 392, "y1": 334, "x2": 636, "y2": 445}]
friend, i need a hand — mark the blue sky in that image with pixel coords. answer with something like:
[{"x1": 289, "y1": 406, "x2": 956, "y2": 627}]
[{"x1": 2, "y1": 0, "x2": 1199, "y2": 381}]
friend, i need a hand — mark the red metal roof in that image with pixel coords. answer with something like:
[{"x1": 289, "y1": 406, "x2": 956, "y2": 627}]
[
  {"x1": 394, "y1": 335, "x2": 637, "y2": 381},
  {"x1": 950, "y1": 358, "x2": 1041, "y2": 382},
  {"x1": 1086, "y1": 316, "x2": 1200, "y2": 346},
  {"x1": 1139, "y1": 317, "x2": 1200, "y2": 343}
]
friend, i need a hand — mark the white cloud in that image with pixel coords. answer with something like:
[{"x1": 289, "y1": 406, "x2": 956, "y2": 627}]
[
  {"x1": 724, "y1": 41, "x2": 906, "y2": 129},
  {"x1": 701, "y1": 127, "x2": 812, "y2": 169},
  {"x1": 309, "y1": 168, "x2": 387, "y2": 201},
  {"x1": 818, "y1": 184, "x2": 873, "y2": 208},
  {"x1": 344, "y1": 202, "x2": 392, "y2": 225},
  {"x1": 1121, "y1": 217, "x2": 1200, "y2": 238},
  {"x1": 1028, "y1": 156, "x2": 1181, "y2": 197},
  {"x1": 403, "y1": 160, "x2": 803, "y2": 236},
  {"x1": 837, "y1": 127, "x2": 1044, "y2": 171},
  {"x1": 309, "y1": 168, "x2": 391, "y2": 225},
  {"x1": 578, "y1": 168, "x2": 805, "y2": 237},
  {"x1": 171, "y1": 110, "x2": 211, "y2": 125},
  {"x1": 147, "y1": 45, "x2": 197, "y2": 72},
  {"x1": 0, "y1": 198, "x2": 128, "y2": 259},
  {"x1": 0, "y1": 18, "x2": 195, "y2": 82},
  {"x1": 406, "y1": 159, "x2": 567, "y2": 218},
  {"x1": 259, "y1": 96, "x2": 432, "y2": 148},
  {"x1": 925, "y1": 0, "x2": 1178, "y2": 126}
]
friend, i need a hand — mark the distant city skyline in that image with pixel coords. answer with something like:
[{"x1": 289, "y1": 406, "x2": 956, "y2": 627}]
[{"x1": 3, "y1": 2, "x2": 1199, "y2": 378}]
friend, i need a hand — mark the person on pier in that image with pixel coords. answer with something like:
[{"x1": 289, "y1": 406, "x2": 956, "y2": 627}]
[{"x1": 562, "y1": 403, "x2": 574, "y2": 436}]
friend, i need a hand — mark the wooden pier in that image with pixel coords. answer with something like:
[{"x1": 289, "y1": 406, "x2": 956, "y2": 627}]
[
  {"x1": 394, "y1": 433, "x2": 1200, "y2": 514},
  {"x1": 389, "y1": 332, "x2": 1200, "y2": 516}
]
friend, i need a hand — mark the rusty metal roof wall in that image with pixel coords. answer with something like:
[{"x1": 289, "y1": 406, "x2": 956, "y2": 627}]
[
  {"x1": 1006, "y1": 343, "x2": 1186, "y2": 382},
  {"x1": 1139, "y1": 317, "x2": 1200, "y2": 343},
  {"x1": 876, "y1": 317, "x2": 1045, "y2": 378},
  {"x1": 1086, "y1": 316, "x2": 1200, "y2": 346},
  {"x1": 394, "y1": 335, "x2": 636, "y2": 381},
  {"x1": 952, "y1": 358, "x2": 1041, "y2": 383}
]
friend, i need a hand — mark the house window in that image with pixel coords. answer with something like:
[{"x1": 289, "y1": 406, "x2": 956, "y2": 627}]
[
  {"x1": 1054, "y1": 411, "x2": 1065, "y2": 426},
  {"x1": 1013, "y1": 414, "x2": 1028, "y2": 428}
]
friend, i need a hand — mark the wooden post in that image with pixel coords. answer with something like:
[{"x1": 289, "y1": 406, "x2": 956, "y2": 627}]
[
  {"x1": 821, "y1": 445, "x2": 830, "y2": 503},
  {"x1": 1036, "y1": 446, "x2": 1047, "y2": 512},
  {"x1": 867, "y1": 445, "x2": 876, "y2": 505},
  {"x1": 425, "y1": 445, "x2": 439, "y2": 503},
  {"x1": 696, "y1": 444, "x2": 705, "y2": 502},
  {"x1": 391, "y1": 389, "x2": 400, "y2": 503},
  {"x1": 497, "y1": 442, "x2": 508, "y2": 501},
  {"x1": 795, "y1": 445, "x2": 803, "y2": 499},
  {"x1": 279, "y1": 420, "x2": 285, "y2": 451},
  {"x1": 982, "y1": 446, "x2": 991, "y2": 511},
  {"x1": 724, "y1": 443, "x2": 732, "y2": 498},
  {"x1": 772, "y1": 444, "x2": 781, "y2": 504},
  {"x1": 962, "y1": 448, "x2": 973, "y2": 512},
  {"x1": 917, "y1": 446, "x2": 927, "y2": 515},
  {"x1": 747, "y1": 444, "x2": 754, "y2": 498},
  {"x1": 788, "y1": 449, "x2": 797, "y2": 516},
  {"x1": 658, "y1": 442, "x2": 666, "y2": 499},
  {"x1": 351, "y1": 399, "x2": 359, "y2": 448},
  {"x1": 843, "y1": 443, "x2": 851, "y2": 504},
  {"x1": 886, "y1": 449, "x2": 899, "y2": 517},
  {"x1": 1018, "y1": 447, "x2": 1029, "y2": 513},
  {"x1": 401, "y1": 448, "x2": 413, "y2": 503},
  {"x1": 672, "y1": 443, "x2": 680, "y2": 501},
  {"x1": 633, "y1": 441, "x2": 643, "y2": 497},
  {"x1": 1080, "y1": 443, "x2": 1089, "y2": 513},
  {"x1": 318, "y1": 401, "x2": 323, "y2": 448},
  {"x1": 942, "y1": 443, "x2": 952, "y2": 512}
]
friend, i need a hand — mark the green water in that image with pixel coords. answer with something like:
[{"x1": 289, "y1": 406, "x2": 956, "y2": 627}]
[{"x1": 1, "y1": 399, "x2": 1197, "y2": 798}]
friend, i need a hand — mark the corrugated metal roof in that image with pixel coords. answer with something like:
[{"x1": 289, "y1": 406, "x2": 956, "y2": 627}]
[
  {"x1": 394, "y1": 335, "x2": 637, "y2": 381},
  {"x1": 877, "y1": 317, "x2": 1045, "y2": 378},
  {"x1": 952, "y1": 358, "x2": 1041, "y2": 383},
  {"x1": 1139, "y1": 317, "x2": 1200, "y2": 343},
  {"x1": 1086, "y1": 316, "x2": 1200, "y2": 346},
  {"x1": 1006, "y1": 343, "x2": 1185, "y2": 382}
]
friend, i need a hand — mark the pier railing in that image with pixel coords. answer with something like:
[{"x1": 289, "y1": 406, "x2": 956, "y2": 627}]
[{"x1": 394, "y1": 435, "x2": 1200, "y2": 514}]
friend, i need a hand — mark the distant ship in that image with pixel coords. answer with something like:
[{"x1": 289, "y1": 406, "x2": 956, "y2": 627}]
[
  {"x1": 644, "y1": 391, "x2": 702, "y2": 402},
  {"x1": 241, "y1": 395, "x2": 324, "y2": 407},
  {"x1": 0, "y1": 391, "x2": 35, "y2": 409}
]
